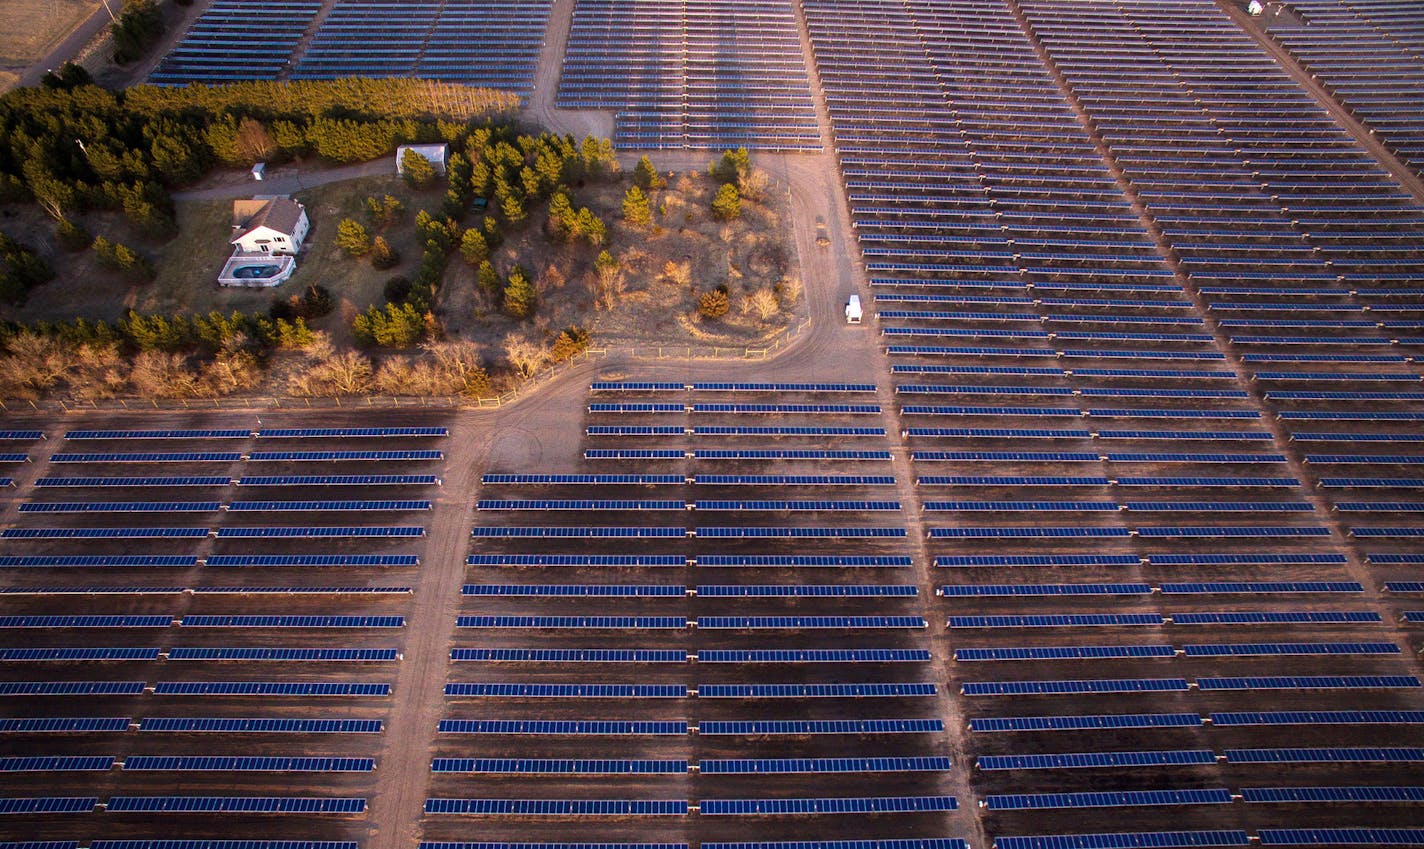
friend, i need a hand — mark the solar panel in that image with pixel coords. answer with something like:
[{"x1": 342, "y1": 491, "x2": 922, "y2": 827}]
[
  {"x1": 457, "y1": 616, "x2": 685, "y2": 629},
  {"x1": 424, "y1": 799, "x2": 688, "y2": 815},
  {"x1": 51, "y1": 452, "x2": 240, "y2": 463},
  {"x1": 122, "y1": 756, "x2": 374, "y2": 771},
  {"x1": 699, "y1": 796, "x2": 956, "y2": 814},
  {"x1": 0, "y1": 681, "x2": 145, "y2": 696},
  {"x1": 0, "y1": 431, "x2": 43, "y2": 440},
  {"x1": 970, "y1": 714, "x2": 1202, "y2": 732},
  {"x1": 696, "y1": 616, "x2": 926, "y2": 629},
  {"x1": 1224, "y1": 748, "x2": 1424, "y2": 764},
  {"x1": 977, "y1": 750, "x2": 1217, "y2": 770},
  {"x1": 444, "y1": 683, "x2": 687, "y2": 698},
  {"x1": 65, "y1": 430, "x2": 249, "y2": 440},
  {"x1": 699, "y1": 719, "x2": 943, "y2": 735},
  {"x1": 438, "y1": 720, "x2": 686, "y2": 735},
  {"x1": 995, "y1": 833, "x2": 1249, "y2": 849},
  {"x1": 696, "y1": 585, "x2": 916, "y2": 598},
  {"x1": 470, "y1": 527, "x2": 684, "y2": 538},
  {"x1": 964, "y1": 679, "x2": 1190, "y2": 696},
  {"x1": 257, "y1": 427, "x2": 446, "y2": 438},
  {"x1": 956, "y1": 646, "x2": 1174, "y2": 661},
  {"x1": 1160, "y1": 582, "x2": 1363, "y2": 594},
  {"x1": 1171, "y1": 612, "x2": 1380, "y2": 625},
  {"x1": 178, "y1": 615, "x2": 404, "y2": 628},
  {"x1": 942, "y1": 584, "x2": 1151, "y2": 597},
  {"x1": 0, "y1": 756, "x2": 114, "y2": 772},
  {"x1": 93, "y1": 842, "x2": 360, "y2": 849},
  {"x1": 247, "y1": 450, "x2": 441, "y2": 461},
  {"x1": 1, "y1": 528, "x2": 209, "y2": 539},
  {"x1": 462, "y1": 584, "x2": 683, "y2": 598},
  {"x1": 431, "y1": 759, "x2": 687, "y2": 774},
  {"x1": 0, "y1": 717, "x2": 129, "y2": 733},
  {"x1": 151, "y1": 682, "x2": 390, "y2": 696},
  {"x1": 0, "y1": 555, "x2": 198, "y2": 567},
  {"x1": 104, "y1": 796, "x2": 367, "y2": 813},
  {"x1": 36, "y1": 477, "x2": 232, "y2": 487},
  {"x1": 205, "y1": 554, "x2": 418, "y2": 566},
  {"x1": 1257, "y1": 829, "x2": 1424, "y2": 846},
  {"x1": 1239, "y1": 786, "x2": 1424, "y2": 803},
  {"x1": 697, "y1": 683, "x2": 936, "y2": 698},
  {"x1": 228, "y1": 500, "x2": 431, "y2": 511},
  {"x1": 467, "y1": 554, "x2": 684, "y2": 567},
  {"x1": 704, "y1": 841, "x2": 966, "y2": 849},
  {"x1": 700, "y1": 757, "x2": 949, "y2": 774},
  {"x1": 937, "y1": 555, "x2": 1141, "y2": 567},
  {"x1": 1196, "y1": 676, "x2": 1420, "y2": 690},
  {"x1": 695, "y1": 555, "x2": 911, "y2": 567},
  {"x1": 0, "y1": 648, "x2": 160, "y2": 661},
  {"x1": 983, "y1": 789, "x2": 1232, "y2": 810},
  {"x1": 1184, "y1": 643, "x2": 1399, "y2": 657},
  {"x1": 1210, "y1": 712, "x2": 1424, "y2": 727},
  {"x1": 214, "y1": 526, "x2": 424, "y2": 538},
  {"x1": 696, "y1": 527, "x2": 906, "y2": 538},
  {"x1": 950, "y1": 615, "x2": 1164, "y2": 628},
  {"x1": 239, "y1": 475, "x2": 439, "y2": 486},
  {"x1": 138, "y1": 718, "x2": 382, "y2": 733},
  {"x1": 0, "y1": 797, "x2": 96, "y2": 813}
]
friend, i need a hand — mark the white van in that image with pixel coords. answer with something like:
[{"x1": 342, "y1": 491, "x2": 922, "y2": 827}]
[{"x1": 845, "y1": 295, "x2": 863, "y2": 324}]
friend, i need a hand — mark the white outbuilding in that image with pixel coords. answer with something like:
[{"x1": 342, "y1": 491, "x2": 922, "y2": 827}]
[{"x1": 396, "y1": 143, "x2": 449, "y2": 176}]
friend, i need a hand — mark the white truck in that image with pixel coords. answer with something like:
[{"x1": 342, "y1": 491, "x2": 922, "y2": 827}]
[{"x1": 845, "y1": 294, "x2": 863, "y2": 324}]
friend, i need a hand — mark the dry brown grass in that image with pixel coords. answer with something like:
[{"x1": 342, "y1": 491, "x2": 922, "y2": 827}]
[
  {"x1": 0, "y1": 0, "x2": 97, "y2": 67},
  {"x1": 439, "y1": 165, "x2": 799, "y2": 355}
]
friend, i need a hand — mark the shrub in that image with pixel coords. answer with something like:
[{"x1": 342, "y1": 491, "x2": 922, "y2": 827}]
[
  {"x1": 697, "y1": 288, "x2": 730, "y2": 320},
  {"x1": 55, "y1": 218, "x2": 92, "y2": 252},
  {"x1": 549, "y1": 326, "x2": 591, "y2": 362},
  {"x1": 711, "y1": 183, "x2": 741, "y2": 220},
  {"x1": 335, "y1": 218, "x2": 371, "y2": 257},
  {"x1": 383, "y1": 276, "x2": 413, "y2": 304},
  {"x1": 370, "y1": 235, "x2": 400, "y2": 269}
]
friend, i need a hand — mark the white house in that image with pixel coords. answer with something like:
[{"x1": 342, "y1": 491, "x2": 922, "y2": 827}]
[
  {"x1": 230, "y1": 197, "x2": 309, "y2": 255},
  {"x1": 396, "y1": 143, "x2": 449, "y2": 176},
  {"x1": 218, "y1": 197, "x2": 309, "y2": 287}
]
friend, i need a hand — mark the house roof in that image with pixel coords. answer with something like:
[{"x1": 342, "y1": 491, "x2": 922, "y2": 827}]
[{"x1": 232, "y1": 198, "x2": 305, "y2": 242}]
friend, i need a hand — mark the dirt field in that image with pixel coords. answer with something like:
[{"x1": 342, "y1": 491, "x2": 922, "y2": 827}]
[{"x1": 0, "y1": 0, "x2": 98, "y2": 69}]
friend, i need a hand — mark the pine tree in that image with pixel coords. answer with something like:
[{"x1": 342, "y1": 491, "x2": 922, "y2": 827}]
[
  {"x1": 622, "y1": 185, "x2": 652, "y2": 227},
  {"x1": 633, "y1": 155, "x2": 664, "y2": 190},
  {"x1": 460, "y1": 228, "x2": 489, "y2": 265},
  {"x1": 502, "y1": 268, "x2": 536, "y2": 319},
  {"x1": 400, "y1": 148, "x2": 436, "y2": 188},
  {"x1": 336, "y1": 218, "x2": 372, "y2": 256},
  {"x1": 711, "y1": 183, "x2": 741, "y2": 220}
]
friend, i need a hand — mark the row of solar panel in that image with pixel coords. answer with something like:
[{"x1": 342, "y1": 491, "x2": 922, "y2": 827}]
[
  {"x1": 18, "y1": 500, "x2": 431, "y2": 512},
  {"x1": 63, "y1": 427, "x2": 445, "y2": 439},
  {"x1": 426, "y1": 796, "x2": 954, "y2": 815},
  {"x1": 430, "y1": 756, "x2": 952, "y2": 774},
  {"x1": 33, "y1": 475, "x2": 440, "y2": 486},
  {"x1": 443, "y1": 683, "x2": 937, "y2": 698},
  {"x1": 955, "y1": 643, "x2": 1397, "y2": 661},
  {"x1": 1, "y1": 527, "x2": 425, "y2": 538},
  {"x1": 50, "y1": 451, "x2": 441, "y2": 461},
  {"x1": 0, "y1": 554, "x2": 420, "y2": 567}
]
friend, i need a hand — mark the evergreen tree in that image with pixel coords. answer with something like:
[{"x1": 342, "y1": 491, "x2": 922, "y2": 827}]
[
  {"x1": 633, "y1": 155, "x2": 664, "y2": 190},
  {"x1": 460, "y1": 228, "x2": 489, "y2": 265},
  {"x1": 400, "y1": 147, "x2": 436, "y2": 188},
  {"x1": 711, "y1": 183, "x2": 742, "y2": 220},
  {"x1": 336, "y1": 218, "x2": 372, "y2": 256},
  {"x1": 502, "y1": 267, "x2": 536, "y2": 319},
  {"x1": 622, "y1": 185, "x2": 652, "y2": 227}
]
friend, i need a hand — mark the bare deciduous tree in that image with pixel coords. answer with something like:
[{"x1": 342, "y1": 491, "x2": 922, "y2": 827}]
[{"x1": 503, "y1": 334, "x2": 548, "y2": 379}]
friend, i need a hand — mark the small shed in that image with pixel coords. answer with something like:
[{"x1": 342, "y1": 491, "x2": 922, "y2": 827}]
[{"x1": 396, "y1": 143, "x2": 449, "y2": 176}]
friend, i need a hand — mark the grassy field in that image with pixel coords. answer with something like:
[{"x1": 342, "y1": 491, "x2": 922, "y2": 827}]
[{"x1": 0, "y1": 0, "x2": 97, "y2": 69}]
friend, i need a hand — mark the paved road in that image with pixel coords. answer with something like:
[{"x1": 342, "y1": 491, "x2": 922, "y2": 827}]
[{"x1": 15, "y1": 1, "x2": 114, "y2": 88}]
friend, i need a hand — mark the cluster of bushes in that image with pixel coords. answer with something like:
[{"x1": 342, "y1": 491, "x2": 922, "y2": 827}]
[
  {"x1": 0, "y1": 232, "x2": 53, "y2": 304},
  {"x1": 111, "y1": 0, "x2": 164, "y2": 65}
]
